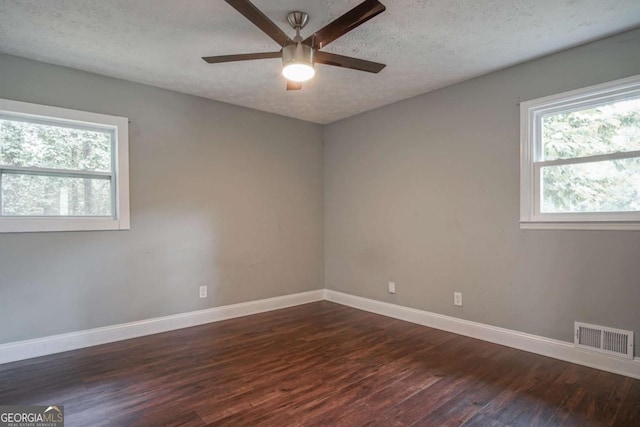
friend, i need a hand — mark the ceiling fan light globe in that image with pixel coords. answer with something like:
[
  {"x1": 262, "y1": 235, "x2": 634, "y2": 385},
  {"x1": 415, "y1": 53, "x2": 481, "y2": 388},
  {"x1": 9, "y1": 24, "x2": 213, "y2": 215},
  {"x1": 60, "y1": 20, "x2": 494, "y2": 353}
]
[{"x1": 282, "y1": 63, "x2": 315, "y2": 82}]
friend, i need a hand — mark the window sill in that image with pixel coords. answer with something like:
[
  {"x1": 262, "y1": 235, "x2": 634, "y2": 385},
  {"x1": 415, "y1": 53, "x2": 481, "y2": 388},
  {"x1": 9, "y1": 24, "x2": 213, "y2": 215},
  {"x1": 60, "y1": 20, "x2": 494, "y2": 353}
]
[
  {"x1": 0, "y1": 217, "x2": 130, "y2": 233},
  {"x1": 520, "y1": 221, "x2": 640, "y2": 231}
]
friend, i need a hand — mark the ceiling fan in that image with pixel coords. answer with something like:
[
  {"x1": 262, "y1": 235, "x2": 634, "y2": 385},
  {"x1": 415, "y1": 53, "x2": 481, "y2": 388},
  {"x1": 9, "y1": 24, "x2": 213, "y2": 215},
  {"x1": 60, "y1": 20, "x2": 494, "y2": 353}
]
[{"x1": 202, "y1": 0, "x2": 386, "y2": 91}]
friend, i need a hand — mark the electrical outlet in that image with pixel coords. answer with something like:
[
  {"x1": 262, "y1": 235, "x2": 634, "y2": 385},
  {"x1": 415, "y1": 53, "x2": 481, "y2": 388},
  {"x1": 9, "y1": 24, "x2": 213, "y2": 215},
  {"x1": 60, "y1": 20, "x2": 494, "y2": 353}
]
[
  {"x1": 454, "y1": 292, "x2": 462, "y2": 306},
  {"x1": 199, "y1": 286, "x2": 208, "y2": 299},
  {"x1": 388, "y1": 282, "x2": 396, "y2": 294}
]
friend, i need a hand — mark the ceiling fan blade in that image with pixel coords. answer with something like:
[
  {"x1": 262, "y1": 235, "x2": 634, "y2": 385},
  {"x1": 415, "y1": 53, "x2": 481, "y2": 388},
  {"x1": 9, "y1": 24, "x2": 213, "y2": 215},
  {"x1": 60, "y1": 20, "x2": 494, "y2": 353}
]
[
  {"x1": 314, "y1": 51, "x2": 385, "y2": 73},
  {"x1": 202, "y1": 51, "x2": 281, "y2": 64},
  {"x1": 225, "y1": 0, "x2": 293, "y2": 47},
  {"x1": 304, "y1": 0, "x2": 385, "y2": 49},
  {"x1": 286, "y1": 81, "x2": 302, "y2": 91}
]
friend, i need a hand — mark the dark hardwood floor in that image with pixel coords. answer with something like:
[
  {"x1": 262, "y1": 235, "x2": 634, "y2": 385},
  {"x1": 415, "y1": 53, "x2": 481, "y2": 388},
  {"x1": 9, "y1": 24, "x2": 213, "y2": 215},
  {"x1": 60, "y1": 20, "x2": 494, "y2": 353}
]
[{"x1": 1, "y1": 301, "x2": 638, "y2": 426}]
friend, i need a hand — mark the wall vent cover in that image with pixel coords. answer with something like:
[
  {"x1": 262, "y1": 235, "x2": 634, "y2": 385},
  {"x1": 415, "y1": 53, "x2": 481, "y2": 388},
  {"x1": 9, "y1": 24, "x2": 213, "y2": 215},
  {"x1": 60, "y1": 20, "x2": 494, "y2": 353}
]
[{"x1": 575, "y1": 322, "x2": 634, "y2": 359}]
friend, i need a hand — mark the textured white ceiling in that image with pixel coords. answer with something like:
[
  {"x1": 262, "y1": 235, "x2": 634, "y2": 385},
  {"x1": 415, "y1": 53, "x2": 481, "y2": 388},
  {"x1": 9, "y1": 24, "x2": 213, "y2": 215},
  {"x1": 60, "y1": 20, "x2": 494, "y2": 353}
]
[{"x1": 0, "y1": 0, "x2": 639, "y2": 124}]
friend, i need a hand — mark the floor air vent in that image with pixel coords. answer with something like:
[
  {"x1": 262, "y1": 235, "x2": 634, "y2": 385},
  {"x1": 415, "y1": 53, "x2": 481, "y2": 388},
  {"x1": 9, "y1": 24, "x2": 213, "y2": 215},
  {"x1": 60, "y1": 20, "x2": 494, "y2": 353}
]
[{"x1": 575, "y1": 322, "x2": 634, "y2": 359}]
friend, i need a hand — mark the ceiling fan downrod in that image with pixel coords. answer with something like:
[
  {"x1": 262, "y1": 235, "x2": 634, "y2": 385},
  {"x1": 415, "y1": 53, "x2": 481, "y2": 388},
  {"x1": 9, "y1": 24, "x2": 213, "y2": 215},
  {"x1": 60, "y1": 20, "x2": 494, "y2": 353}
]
[{"x1": 286, "y1": 11, "x2": 309, "y2": 41}]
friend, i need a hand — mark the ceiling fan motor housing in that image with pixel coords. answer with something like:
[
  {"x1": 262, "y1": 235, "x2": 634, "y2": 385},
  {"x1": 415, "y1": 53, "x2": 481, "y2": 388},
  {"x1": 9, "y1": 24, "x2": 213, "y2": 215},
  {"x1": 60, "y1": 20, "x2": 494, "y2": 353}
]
[
  {"x1": 282, "y1": 42, "x2": 315, "y2": 82},
  {"x1": 283, "y1": 43, "x2": 314, "y2": 67}
]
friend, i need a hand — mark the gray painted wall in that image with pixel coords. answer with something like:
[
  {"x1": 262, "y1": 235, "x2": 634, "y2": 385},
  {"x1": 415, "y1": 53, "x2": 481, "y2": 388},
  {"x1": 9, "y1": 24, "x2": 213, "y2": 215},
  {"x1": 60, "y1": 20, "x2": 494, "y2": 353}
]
[
  {"x1": 324, "y1": 29, "x2": 640, "y2": 349},
  {"x1": 0, "y1": 53, "x2": 324, "y2": 344}
]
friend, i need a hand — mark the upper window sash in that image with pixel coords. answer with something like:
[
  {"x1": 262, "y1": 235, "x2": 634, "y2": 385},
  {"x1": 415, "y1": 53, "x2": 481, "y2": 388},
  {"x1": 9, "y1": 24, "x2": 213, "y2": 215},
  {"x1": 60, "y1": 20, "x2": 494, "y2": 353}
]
[{"x1": 520, "y1": 74, "x2": 640, "y2": 230}]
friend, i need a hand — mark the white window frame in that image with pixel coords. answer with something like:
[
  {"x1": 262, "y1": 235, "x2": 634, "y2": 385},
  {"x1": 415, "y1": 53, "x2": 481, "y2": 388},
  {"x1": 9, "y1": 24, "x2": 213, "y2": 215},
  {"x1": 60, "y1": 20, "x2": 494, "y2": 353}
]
[
  {"x1": 520, "y1": 75, "x2": 640, "y2": 230},
  {"x1": 0, "y1": 98, "x2": 130, "y2": 233}
]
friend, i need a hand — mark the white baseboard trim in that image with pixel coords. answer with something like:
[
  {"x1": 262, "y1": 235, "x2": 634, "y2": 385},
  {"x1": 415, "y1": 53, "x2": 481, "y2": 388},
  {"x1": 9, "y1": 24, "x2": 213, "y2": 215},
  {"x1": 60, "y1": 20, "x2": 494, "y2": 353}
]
[
  {"x1": 0, "y1": 289, "x2": 324, "y2": 365},
  {"x1": 325, "y1": 289, "x2": 640, "y2": 380},
  {"x1": 3, "y1": 288, "x2": 638, "y2": 380}
]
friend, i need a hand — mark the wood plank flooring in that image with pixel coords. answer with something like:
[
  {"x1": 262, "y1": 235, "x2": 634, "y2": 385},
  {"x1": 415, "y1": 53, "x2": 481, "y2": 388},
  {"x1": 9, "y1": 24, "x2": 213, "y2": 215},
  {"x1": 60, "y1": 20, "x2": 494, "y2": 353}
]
[{"x1": 0, "y1": 301, "x2": 638, "y2": 426}]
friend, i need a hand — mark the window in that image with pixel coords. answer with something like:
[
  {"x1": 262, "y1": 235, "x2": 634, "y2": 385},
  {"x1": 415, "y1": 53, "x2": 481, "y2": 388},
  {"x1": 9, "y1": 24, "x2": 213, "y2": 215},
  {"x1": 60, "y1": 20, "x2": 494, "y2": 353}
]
[
  {"x1": 0, "y1": 98, "x2": 129, "y2": 233},
  {"x1": 520, "y1": 75, "x2": 640, "y2": 230}
]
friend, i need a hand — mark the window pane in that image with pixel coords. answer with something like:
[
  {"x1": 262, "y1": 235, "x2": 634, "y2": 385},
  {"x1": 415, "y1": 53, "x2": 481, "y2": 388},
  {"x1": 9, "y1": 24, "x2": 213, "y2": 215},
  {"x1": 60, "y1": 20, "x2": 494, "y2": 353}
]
[
  {"x1": 542, "y1": 97, "x2": 640, "y2": 161},
  {"x1": 1, "y1": 174, "x2": 112, "y2": 216},
  {"x1": 541, "y1": 158, "x2": 640, "y2": 213},
  {"x1": 0, "y1": 117, "x2": 112, "y2": 172}
]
